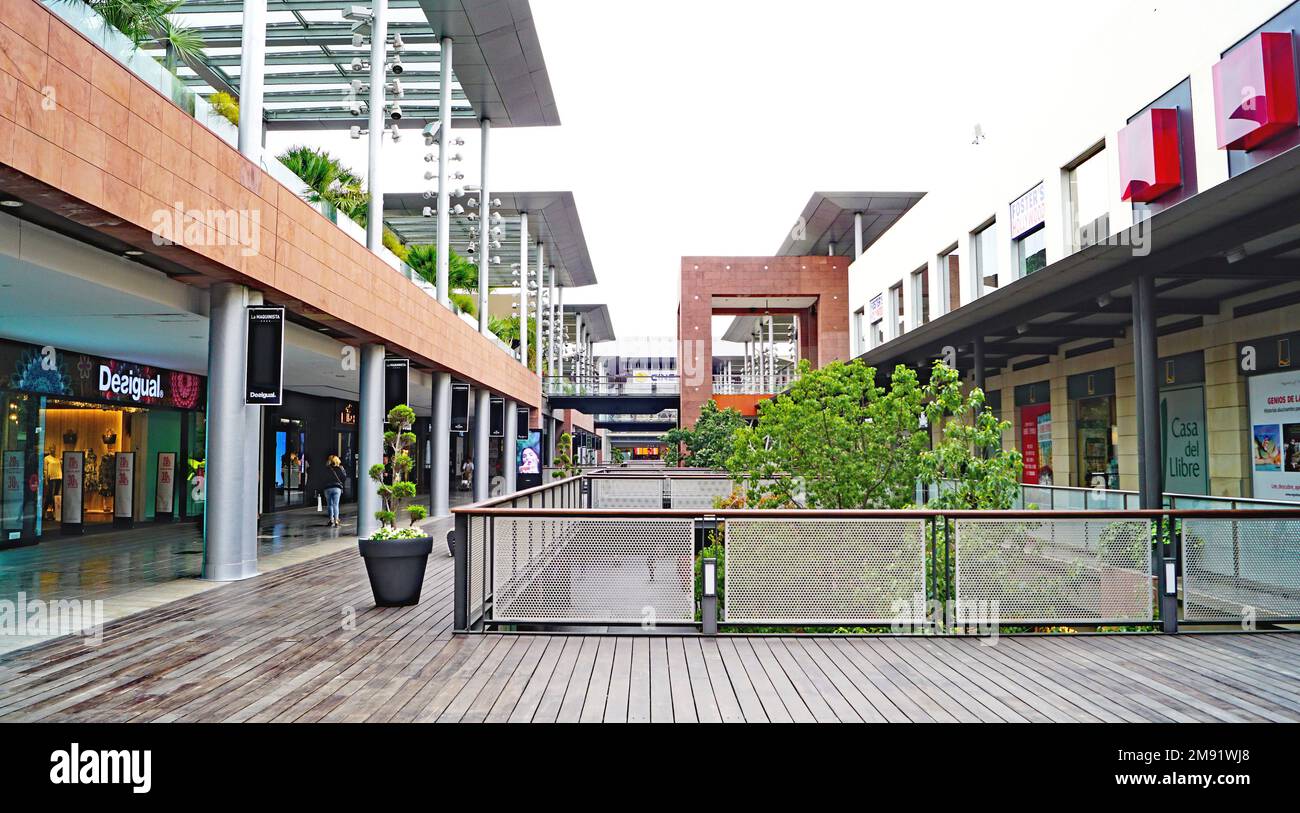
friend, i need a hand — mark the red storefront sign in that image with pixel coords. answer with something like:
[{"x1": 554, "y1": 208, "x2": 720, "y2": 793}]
[
  {"x1": 1020, "y1": 403, "x2": 1052, "y2": 485},
  {"x1": 1118, "y1": 108, "x2": 1182, "y2": 202},
  {"x1": 1212, "y1": 31, "x2": 1300, "y2": 151}
]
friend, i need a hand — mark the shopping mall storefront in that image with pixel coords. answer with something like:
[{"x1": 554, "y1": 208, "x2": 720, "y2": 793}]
[{"x1": 1, "y1": 339, "x2": 206, "y2": 549}]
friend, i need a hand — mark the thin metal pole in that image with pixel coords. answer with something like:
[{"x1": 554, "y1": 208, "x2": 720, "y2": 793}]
[
  {"x1": 236, "y1": 0, "x2": 266, "y2": 161},
  {"x1": 365, "y1": 0, "x2": 388, "y2": 252},
  {"x1": 535, "y1": 243, "x2": 546, "y2": 378},
  {"x1": 854, "y1": 211, "x2": 864, "y2": 259},
  {"x1": 518, "y1": 211, "x2": 529, "y2": 365},
  {"x1": 478, "y1": 118, "x2": 491, "y2": 334},
  {"x1": 435, "y1": 36, "x2": 453, "y2": 303}
]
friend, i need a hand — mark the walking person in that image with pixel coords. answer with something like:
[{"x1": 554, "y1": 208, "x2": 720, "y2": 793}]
[{"x1": 324, "y1": 454, "x2": 346, "y2": 527}]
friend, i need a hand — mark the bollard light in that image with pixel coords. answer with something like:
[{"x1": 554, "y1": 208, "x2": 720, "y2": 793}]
[{"x1": 702, "y1": 557, "x2": 717, "y2": 598}]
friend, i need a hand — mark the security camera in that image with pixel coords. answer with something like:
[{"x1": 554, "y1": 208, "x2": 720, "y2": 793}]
[
  {"x1": 451, "y1": 137, "x2": 465, "y2": 147},
  {"x1": 343, "y1": 6, "x2": 372, "y2": 22},
  {"x1": 349, "y1": 102, "x2": 361, "y2": 116},
  {"x1": 389, "y1": 124, "x2": 401, "y2": 141},
  {"x1": 422, "y1": 206, "x2": 433, "y2": 217},
  {"x1": 467, "y1": 198, "x2": 478, "y2": 208},
  {"x1": 466, "y1": 244, "x2": 476, "y2": 254},
  {"x1": 452, "y1": 204, "x2": 465, "y2": 215},
  {"x1": 350, "y1": 58, "x2": 366, "y2": 72},
  {"x1": 352, "y1": 33, "x2": 366, "y2": 48},
  {"x1": 424, "y1": 170, "x2": 435, "y2": 180},
  {"x1": 389, "y1": 56, "x2": 403, "y2": 74},
  {"x1": 422, "y1": 190, "x2": 434, "y2": 200},
  {"x1": 388, "y1": 79, "x2": 403, "y2": 97},
  {"x1": 392, "y1": 33, "x2": 405, "y2": 52},
  {"x1": 349, "y1": 125, "x2": 365, "y2": 139},
  {"x1": 424, "y1": 153, "x2": 435, "y2": 162},
  {"x1": 389, "y1": 104, "x2": 403, "y2": 120}
]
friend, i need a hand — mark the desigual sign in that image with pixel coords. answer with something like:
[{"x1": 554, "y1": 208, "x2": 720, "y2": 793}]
[
  {"x1": 98, "y1": 366, "x2": 165, "y2": 402},
  {"x1": 1, "y1": 339, "x2": 204, "y2": 410}
]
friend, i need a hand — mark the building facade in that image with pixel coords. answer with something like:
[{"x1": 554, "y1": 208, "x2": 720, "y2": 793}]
[{"x1": 850, "y1": 0, "x2": 1300, "y2": 502}]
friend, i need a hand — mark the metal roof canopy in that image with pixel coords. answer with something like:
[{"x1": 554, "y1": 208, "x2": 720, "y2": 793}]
[
  {"x1": 565, "y1": 303, "x2": 615, "y2": 342},
  {"x1": 167, "y1": 0, "x2": 557, "y2": 129},
  {"x1": 856, "y1": 145, "x2": 1300, "y2": 380},
  {"x1": 383, "y1": 190, "x2": 596, "y2": 288},
  {"x1": 778, "y1": 191, "x2": 925, "y2": 257},
  {"x1": 722, "y1": 313, "x2": 797, "y2": 343},
  {"x1": 418, "y1": 0, "x2": 560, "y2": 127}
]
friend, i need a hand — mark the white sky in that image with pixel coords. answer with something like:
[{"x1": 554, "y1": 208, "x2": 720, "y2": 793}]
[{"x1": 267, "y1": 0, "x2": 1279, "y2": 344}]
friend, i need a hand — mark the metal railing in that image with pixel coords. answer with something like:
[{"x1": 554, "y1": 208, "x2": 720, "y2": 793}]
[
  {"x1": 711, "y1": 373, "x2": 797, "y2": 395},
  {"x1": 452, "y1": 471, "x2": 1300, "y2": 634},
  {"x1": 926, "y1": 479, "x2": 1298, "y2": 512},
  {"x1": 544, "y1": 375, "x2": 681, "y2": 397}
]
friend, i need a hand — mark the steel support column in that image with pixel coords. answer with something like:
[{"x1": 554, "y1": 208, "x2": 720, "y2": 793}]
[
  {"x1": 365, "y1": 0, "x2": 389, "y2": 252},
  {"x1": 242, "y1": 291, "x2": 264, "y2": 569},
  {"x1": 478, "y1": 117, "x2": 491, "y2": 334},
  {"x1": 503, "y1": 397, "x2": 517, "y2": 494},
  {"x1": 358, "y1": 343, "x2": 385, "y2": 539},
  {"x1": 518, "y1": 212, "x2": 529, "y2": 365},
  {"x1": 1133, "y1": 274, "x2": 1176, "y2": 632},
  {"x1": 431, "y1": 371, "x2": 451, "y2": 517},
  {"x1": 236, "y1": 0, "x2": 266, "y2": 161},
  {"x1": 203, "y1": 283, "x2": 258, "y2": 581},
  {"x1": 854, "y1": 211, "x2": 864, "y2": 259},
  {"x1": 474, "y1": 389, "x2": 490, "y2": 501},
  {"x1": 535, "y1": 242, "x2": 546, "y2": 378},
  {"x1": 435, "y1": 36, "x2": 453, "y2": 302}
]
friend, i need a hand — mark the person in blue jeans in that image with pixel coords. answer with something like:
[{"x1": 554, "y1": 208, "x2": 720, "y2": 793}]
[{"x1": 324, "y1": 454, "x2": 346, "y2": 527}]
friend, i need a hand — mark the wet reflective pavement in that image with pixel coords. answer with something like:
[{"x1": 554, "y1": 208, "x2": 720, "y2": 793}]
[{"x1": 0, "y1": 493, "x2": 473, "y2": 607}]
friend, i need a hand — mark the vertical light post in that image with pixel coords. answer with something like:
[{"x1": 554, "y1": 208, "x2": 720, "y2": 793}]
[
  {"x1": 365, "y1": 0, "x2": 388, "y2": 252},
  {"x1": 701, "y1": 556, "x2": 718, "y2": 635},
  {"x1": 477, "y1": 118, "x2": 491, "y2": 334},
  {"x1": 518, "y1": 212, "x2": 529, "y2": 366},
  {"x1": 535, "y1": 242, "x2": 546, "y2": 379}
]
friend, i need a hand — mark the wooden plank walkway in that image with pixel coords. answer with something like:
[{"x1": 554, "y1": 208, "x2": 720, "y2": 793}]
[{"x1": 1, "y1": 543, "x2": 1299, "y2": 722}]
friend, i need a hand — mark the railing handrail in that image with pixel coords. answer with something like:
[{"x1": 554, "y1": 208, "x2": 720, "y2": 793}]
[{"x1": 453, "y1": 504, "x2": 1300, "y2": 519}]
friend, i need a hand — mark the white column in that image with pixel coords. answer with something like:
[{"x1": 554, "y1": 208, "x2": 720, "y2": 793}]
[
  {"x1": 767, "y1": 315, "x2": 776, "y2": 392},
  {"x1": 535, "y1": 242, "x2": 546, "y2": 378},
  {"x1": 553, "y1": 280, "x2": 563, "y2": 380},
  {"x1": 473, "y1": 389, "x2": 490, "y2": 501},
  {"x1": 203, "y1": 283, "x2": 258, "y2": 581},
  {"x1": 243, "y1": 290, "x2": 263, "y2": 566},
  {"x1": 503, "y1": 398, "x2": 517, "y2": 494},
  {"x1": 435, "y1": 36, "x2": 453, "y2": 303},
  {"x1": 431, "y1": 372, "x2": 451, "y2": 517},
  {"x1": 357, "y1": 343, "x2": 385, "y2": 539},
  {"x1": 854, "y1": 211, "x2": 864, "y2": 258},
  {"x1": 236, "y1": 0, "x2": 266, "y2": 161},
  {"x1": 477, "y1": 117, "x2": 491, "y2": 333},
  {"x1": 518, "y1": 212, "x2": 529, "y2": 366},
  {"x1": 548, "y1": 268, "x2": 558, "y2": 377},
  {"x1": 365, "y1": 0, "x2": 389, "y2": 252}
]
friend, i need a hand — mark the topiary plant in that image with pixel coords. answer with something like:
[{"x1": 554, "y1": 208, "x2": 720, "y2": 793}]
[
  {"x1": 368, "y1": 404, "x2": 427, "y2": 539},
  {"x1": 551, "y1": 431, "x2": 581, "y2": 479}
]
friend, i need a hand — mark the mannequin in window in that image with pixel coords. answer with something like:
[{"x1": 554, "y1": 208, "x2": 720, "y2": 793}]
[{"x1": 43, "y1": 448, "x2": 62, "y2": 518}]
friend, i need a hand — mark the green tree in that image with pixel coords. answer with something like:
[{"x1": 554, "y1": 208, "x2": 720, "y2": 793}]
[
  {"x1": 661, "y1": 400, "x2": 746, "y2": 468},
  {"x1": 551, "y1": 432, "x2": 581, "y2": 478},
  {"x1": 727, "y1": 359, "x2": 1020, "y2": 510},
  {"x1": 367, "y1": 404, "x2": 427, "y2": 538},
  {"x1": 73, "y1": 0, "x2": 207, "y2": 63}
]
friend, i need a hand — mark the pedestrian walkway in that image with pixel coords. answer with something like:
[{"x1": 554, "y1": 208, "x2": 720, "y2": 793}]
[
  {"x1": 0, "y1": 493, "x2": 473, "y2": 654},
  {"x1": 2, "y1": 528, "x2": 1297, "y2": 722}
]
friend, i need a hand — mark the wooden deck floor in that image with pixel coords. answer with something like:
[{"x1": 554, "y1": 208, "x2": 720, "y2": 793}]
[{"x1": 2, "y1": 542, "x2": 1299, "y2": 722}]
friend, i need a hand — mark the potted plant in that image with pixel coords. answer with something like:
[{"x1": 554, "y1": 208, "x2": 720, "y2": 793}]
[{"x1": 358, "y1": 404, "x2": 432, "y2": 606}]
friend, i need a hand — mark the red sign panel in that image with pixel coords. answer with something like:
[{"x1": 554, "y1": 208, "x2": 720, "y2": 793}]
[
  {"x1": 1118, "y1": 108, "x2": 1182, "y2": 202},
  {"x1": 1019, "y1": 403, "x2": 1052, "y2": 485},
  {"x1": 1212, "y1": 31, "x2": 1300, "y2": 151}
]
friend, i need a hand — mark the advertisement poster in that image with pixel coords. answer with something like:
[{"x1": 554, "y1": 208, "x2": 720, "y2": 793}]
[
  {"x1": 156, "y1": 452, "x2": 177, "y2": 516},
  {"x1": 115, "y1": 452, "x2": 135, "y2": 520},
  {"x1": 517, "y1": 431, "x2": 542, "y2": 475},
  {"x1": 1160, "y1": 387, "x2": 1207, "y2": 495},
  {"x1": 1249, "y1": 369, "x2": 1300, "y2": 501},
  {"x1": 1019, "y1": 404, "x2": 1052, "y2": 484},
  {"x1": 2, "y1": 451, "x2": 22, "y2": 530},
  {"x1": 61, "y1": 451, "x2": 83, "y2": 526}
]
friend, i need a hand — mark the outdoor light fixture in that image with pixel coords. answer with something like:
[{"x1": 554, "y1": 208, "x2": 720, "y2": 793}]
[
  {"x1": 467, "y1": 198, "x2": 478, "y2": 208},
  {"x1": 392, "y1": 33, "x2": 405, "y2": 51},
  {"x1": 123, "y1": 250, "x2": 143, "y2": 257},
  {"x1": 389, "y1": 56, "x2": 404, "y2": 74},
  {"x1": 352, "y1": 33, "x2": 365, "y2": 48},
  {"x1": 422, "y1": 121, "x2": 440, "y2": 146},
  {"x1": 424, "y1": 153, "x2": 435, "y2": 162},
  {"x1": 349, "y1": 102, "x2": 362, "y2": 116},
  {"x1": 388, "y1": 79, "x2": 404, "y2": 98},
  {"x1": 349, "y1": 126, "x2": 366, "y2": 139},
  {"x1": 389, "y1": 124, "x2": 401, "y2": 141},
  {"x1": 389, "y1": 104, "x2": 403, "y2": 121},
  {"x1": 0, "y1": 200, "x2": 22, "y2": 208},
  {"x1": 702, "y1": 558, "x2": 717, "y2": 598},
  {"x1": 1226, "y1": 245, "x2": 1249, "y2": 264},
  {"x1": 424, "y1": 171, "x2": 435, "y2": 180},
  {"x1": 343, "y1": 5, "x2": 372, "y2": 22},
  {"x1": 349, "y1": 58, "x2": 366, "y2": 72},
  {"x1": 1016, "y1": 323, "x2": 1029, "y2": 334},
  {"x1": 1096, "y1": 293, "x2": 1113, "y2": 308},
  {"x1": 452, "y1": 204, "x2": 465, "y2": 215},
  {"x1": 422, "y1": 207, "x2": 433, "y2": 217}
]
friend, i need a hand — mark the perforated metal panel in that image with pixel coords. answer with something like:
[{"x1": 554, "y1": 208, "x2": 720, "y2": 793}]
[
  {"x1": 591, "y1": 477, "x2": 664, "y2": 509},
  {"x1": 492, "y1": 517, "x2": 696, "y2": 622},
  {"x1": 724, "y1": 518, "x2": 928, "y2": 624},
  {"x1": 954, "y1": 518, "x2": 1152, "y2": 623},
  {"x1": 1182, "y1": 518, "x2": 1300, "y2": 620},
  {"x1": 469, "y1": 514, "x2": 487, "y2": 623},
  {"x1": 669, "y1": 478, "x2": 736, "y2": 509}
]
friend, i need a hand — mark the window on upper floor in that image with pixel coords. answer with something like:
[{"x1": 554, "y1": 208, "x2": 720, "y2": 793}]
[
  {"x1": 1067, "y1": 144, "x2": 1110, "y2": 253},
  {"x1": 888, "y1": 281, "x2": 905, "y2": 339},
  {"x1": 853, "y1": 307, "x2": 866, "y2": 355},
  {"x1": 937, "y1": 247, "x2": 961, "y2": 314},
  {"x1": 1017, "y1": 226, "x2": 1047, "y2": 277},
  {"x1": 972, "y1": 220, "x2": 999, "y2": 296},
  {"x1": 911, "y1": 266, "x2": 930, "y2": 327}
]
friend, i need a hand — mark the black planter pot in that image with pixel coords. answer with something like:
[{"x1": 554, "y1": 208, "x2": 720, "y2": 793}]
[{"x1": 358, "y1": 536, "x2": 433, "y2": 607}]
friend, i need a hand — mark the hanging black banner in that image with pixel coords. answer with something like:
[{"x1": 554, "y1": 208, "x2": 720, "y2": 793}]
[
  {"x1": 451, "y1": 383, "x2": 470, "y2": 433},
  {"x1": 516, "y1": 407, "x2": 530, "y2": 439},
  {"x1": 245, "y1": 306, "x2": 285, "y2": 405},
  {"x1": 385, "y1": 357, "x2": 410, "y2": 413},
  {"x1": 489, "y1": 396, "x2": 505, "y2": 438}
]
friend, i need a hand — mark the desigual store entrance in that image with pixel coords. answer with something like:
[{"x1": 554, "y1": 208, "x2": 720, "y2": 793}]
[{"x1": 1, "y1": 340, "x2": 206, "y2": 549}]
